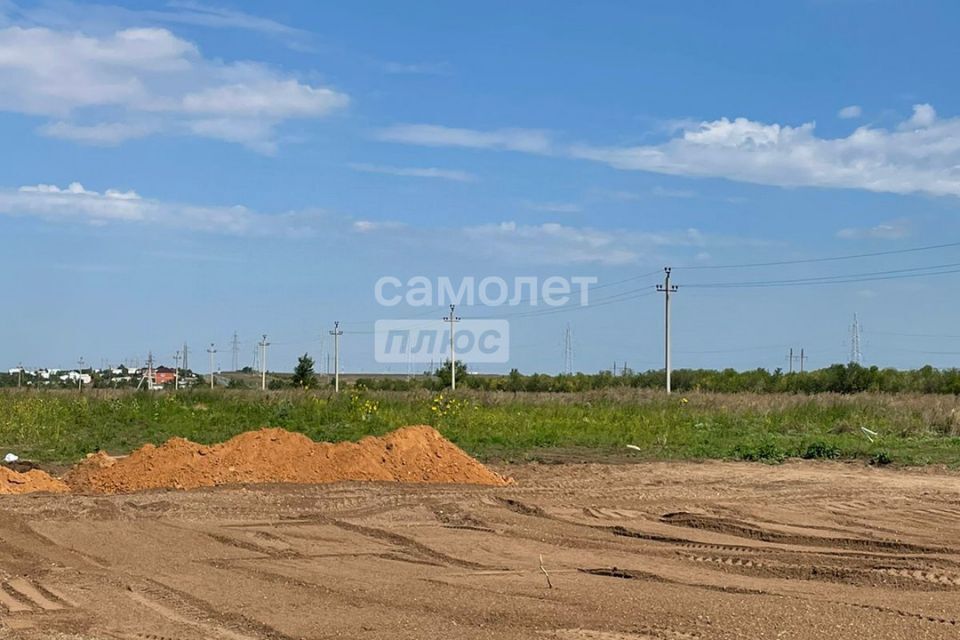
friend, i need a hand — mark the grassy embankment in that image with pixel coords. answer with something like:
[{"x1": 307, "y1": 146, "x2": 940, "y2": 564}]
[{"x1": 1, "y1": 388, "x2": 959, "y2": 466}]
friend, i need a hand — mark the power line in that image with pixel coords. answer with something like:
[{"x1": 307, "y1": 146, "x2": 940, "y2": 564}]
[
  {"x1": 476, "y1": 286, "x2": 658, "y2": 321},
  {"x1": 871, "y1": 329, "x2": 960, "y2": 339},
  {"x1": 675, "y1": 239, "x2": 960, "y2": 270},
  {"x1": 340, "y1": 270, "x2": 665, "y2": 329},
  {"x1": 684, "y1": 261, "x2": 960, "y2": 289},
  {"x1": 885, "y1": 346, "x2": 960, "y2": 356},
  {"x1": 677, "y1": 343, "x2": 791, "y2": 355}
]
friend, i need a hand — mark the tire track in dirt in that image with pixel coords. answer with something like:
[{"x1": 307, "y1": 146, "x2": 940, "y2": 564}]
[
  {"x1": 0, "y1": 576, "x2": 73, "y2": 614},
  {"x1": 581, "y1": 563, "x2": 960, "y2": 629},
  {"x1": 0, "y1": 582, "x2": 33, "y2": 613},
  {"x1": 329, "y1": 519, "x2": 499, "y2": 570},
  {"x1": 550, "y1": 626, "x2": 701, "y2": 640},
  {"x1": 873, "y1": 567, "x2": 960, "y2": 586},
  {"x1": 6, "y1": 577, "x2": 66, "y2": 610},
  {"x1": 676, "y1": 553, "x2": 960, "y2": 590},
  {"x1": 124, "y1": 589, "x2": 257, "y2": 640},
  {"x1": 577, "y1": 566, "x2": 766, "y2": 596},
  {"x1": 127, "y1": 578, "x2": 299, "y2": 640},
  {"x1": 203, "y1": 531, "x2": 302, "y2": 560},
  {"x1": 660, "y1": 512, "x2": 952, "y2": 554},
  {"x1": 830, "y1": 600, "x2": 959, "y2": 627}
]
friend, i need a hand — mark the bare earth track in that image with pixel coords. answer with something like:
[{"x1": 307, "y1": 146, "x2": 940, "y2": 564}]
[{"x1": 1, "y1": 460, "x2": 959, "y2": 639}]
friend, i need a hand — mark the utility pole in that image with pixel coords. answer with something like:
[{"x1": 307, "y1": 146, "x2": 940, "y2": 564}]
[
  {"x1": 77, "y1": 357, "x2": 85, "y2": 391},
  {"x1": 207, "y1": 343, "x2": 217, "y2": 389},
  {"x1": 146, "y1": 351, "x2": 155, "y2": 390},
  {"x1": 182, "y1": 343, "x2": 189, "y2": 372},
  {"x1": 799, "y1": 348, "x2": 807, "y2": 373},
  {"x1": 329, "y1": 322, "x2": 343, "y2": 393},
  {"x1": 787, "y1": 348, "x2": 795, "y2": 373},
  {"x1": 443, "y1": 305, "x2": 461, "y2": 390},
  {"x1": 174, "y1": 350, "x2": 181, "y2": 390},
  {"x1": 17, "y1": 362, "x2": 23, "y2": 389},
  {"x1": 231, "y1": 331, "x2": 240, "y2": 372},
  {"x1": 258, "y1": 335, "x2": 270, "y2": 391},
  {"x1": 656, "y1": 267, "x2": 679, "y2": 394}
]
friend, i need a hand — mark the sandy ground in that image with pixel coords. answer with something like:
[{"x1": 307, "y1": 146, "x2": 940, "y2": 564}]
[{"x1": 1, "y1": 460, "x2": 959, "y2": 640}]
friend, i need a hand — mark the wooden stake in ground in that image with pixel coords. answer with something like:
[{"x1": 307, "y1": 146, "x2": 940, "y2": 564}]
[{"x1": 539, "y1": 554, "x2": 553, "y2": 589}]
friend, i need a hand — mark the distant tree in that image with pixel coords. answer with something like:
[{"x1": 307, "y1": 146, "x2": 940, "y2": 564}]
[
  {"x1": 506, "y1": 368, "x2": 524, "y2": 392},
  {"x1": 291, "y1": 353, "x2": 316, "y2": 388},
  {"x1": 434, "y1": 359, "x2": 468, "y2": 388}
]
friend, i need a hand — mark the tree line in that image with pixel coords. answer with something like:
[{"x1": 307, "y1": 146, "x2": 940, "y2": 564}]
[
  {"x1": 4, "y1": 360, "x2": 960, "y2": 395},
  {"x1": 353, "y1": 362, "x2": 960, "y2": 395}
]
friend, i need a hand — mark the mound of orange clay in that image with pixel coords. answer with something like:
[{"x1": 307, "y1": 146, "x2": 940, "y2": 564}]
[
  {"x1": 0, "y1": 466, "x2": 69, "y2": 494},
  {"x1": 64, "y1": 425, "x2": 510, "y2": 494}
]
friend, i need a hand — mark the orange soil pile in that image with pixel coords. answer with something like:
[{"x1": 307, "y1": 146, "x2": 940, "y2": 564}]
[
  {"x1": 64, "y1": 425, "x2": 510, "y2": 494},
  {"x1": 0, "y1": 466, "x2": 69, "y2": 494}
]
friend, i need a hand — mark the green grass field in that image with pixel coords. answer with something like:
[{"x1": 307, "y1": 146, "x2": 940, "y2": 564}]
[{"x1": 2, "y1": 388, "x2": 960, "y2": 467}]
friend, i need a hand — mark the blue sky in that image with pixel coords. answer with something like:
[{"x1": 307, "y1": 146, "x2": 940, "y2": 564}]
[{"x1": 2, "y1": 0, "x2": 960, "y2": 374}]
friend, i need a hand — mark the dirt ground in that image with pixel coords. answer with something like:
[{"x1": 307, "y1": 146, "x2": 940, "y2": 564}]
[{"x1": 1, "y1": 460, "x2": 959, "y2": 640}]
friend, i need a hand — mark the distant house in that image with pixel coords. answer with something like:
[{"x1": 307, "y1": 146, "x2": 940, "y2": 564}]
[{"x1": 155, "y1": 366, "x2": 177, "y2": 385}]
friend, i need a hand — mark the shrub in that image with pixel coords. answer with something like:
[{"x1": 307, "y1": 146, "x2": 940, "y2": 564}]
[
  {"x1": 802, "y1": 441, "x2": 841, "y2": 460},
  {"x1": 734, "y1": 440, "x2": 788, "y2": 464}
]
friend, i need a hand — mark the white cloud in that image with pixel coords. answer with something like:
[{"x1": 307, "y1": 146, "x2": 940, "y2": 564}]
[
  {"x1": 180, "y1": 76, "x2": 347, "y2": 117},
  {"x1": 836, "y1": 219, "x2": 910, "y2": 240},
  {"x1": 39, "y1": 120, "x2": 158, "y2": 144},
  {"x1": 384, "y1": 104, "x2": 960, "y2": 198},
  {"x1": 461, "y1": 222, "x2": 743, "y2": 266},
  {"x1": 10, "y1": 179, "x2": 765, "y2": 266},
  {"x1": 347, "y1": 163, "x2": 477, "y2": 182},
  {"x1": 569, "y1": 103, "x2": 960, "y2": 197},
  {"x1": 904, "y1": 103, "x2": 936, "y2": 129},
  {"x1": 522, "y1": 201, "x2": 581, "y2": 214},
  {"x1": 352, "y1": 220, "x2": 407, "y2": 233},
  {"x1": 150, "y1": 1, "x2": 306, "y2": 38},
  {"x1": 838, "y1": 105, "x2": 862, "y2": 119},
  {"x1": 464, "y1": 222, "x2": 638, "y2": 265},
  {"x1": 336, "y1": 213, "x2": 760, "y2": 266},
  {"x1": 9, "y1": 0, "x2": 311, "y2": 46},
  {"x1": 0, "y1": 181, "x2": 329, "y2": 236},
  {"x1": 593, "y1": 189, "x2": 642, "y2": 201},
  {"x1": 6, "y1": 182, "x2": 146, "y2": 223},
  {"x1": 376, "y1": 124, "x2": 552, "y2": 153},
  {"x1": 0, "y1": 24, "x2": 348, "y2": 151}
]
